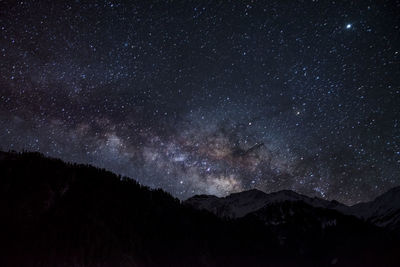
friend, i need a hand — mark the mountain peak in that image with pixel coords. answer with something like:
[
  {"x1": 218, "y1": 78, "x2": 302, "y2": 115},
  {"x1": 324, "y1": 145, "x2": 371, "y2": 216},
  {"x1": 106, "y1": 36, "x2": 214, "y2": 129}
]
[
  {"x1": 346, "y1": 185, "x2": 400, "y2": 230},
  {"x1": 185, "y1": 188, "x2": 333, "y2": 218},
  {"x1": 227, "y1": 188, "x2": 267, "y2": 198},
  {"x1": 185, "y1": 185, "x2": 400, "y2": 235}
]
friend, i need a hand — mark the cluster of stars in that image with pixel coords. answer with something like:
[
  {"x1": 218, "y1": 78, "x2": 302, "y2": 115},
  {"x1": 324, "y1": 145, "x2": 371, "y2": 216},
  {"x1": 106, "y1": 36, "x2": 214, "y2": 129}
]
[{"x1": 0, "y1": 0, "x2": 399, "y2": 205}]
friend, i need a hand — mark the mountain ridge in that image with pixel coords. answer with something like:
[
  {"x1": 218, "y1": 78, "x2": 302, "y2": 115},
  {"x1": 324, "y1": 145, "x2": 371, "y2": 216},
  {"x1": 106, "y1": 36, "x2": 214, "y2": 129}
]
[
  {"x1": 185, "y1": 187, "x2": 347, "y2": 218},
  {"x1": 0, "y1": 151, "x2": 399, "y2": 266},
  {"x1": 185, "y1": 185, "x2": 400, "y2": 234}
]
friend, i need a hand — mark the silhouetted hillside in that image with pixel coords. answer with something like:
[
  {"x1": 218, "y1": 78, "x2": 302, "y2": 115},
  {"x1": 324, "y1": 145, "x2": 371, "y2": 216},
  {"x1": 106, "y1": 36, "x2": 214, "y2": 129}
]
[{"x1": 0, "y1": 151, "x2": 398, "y2": 267}]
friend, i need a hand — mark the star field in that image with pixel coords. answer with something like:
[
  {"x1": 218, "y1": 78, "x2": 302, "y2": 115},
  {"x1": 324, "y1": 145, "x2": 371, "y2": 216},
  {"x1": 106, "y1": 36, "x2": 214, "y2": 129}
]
[{"x1": 1, "y1": 0, "x2": 399, "y2": 204}]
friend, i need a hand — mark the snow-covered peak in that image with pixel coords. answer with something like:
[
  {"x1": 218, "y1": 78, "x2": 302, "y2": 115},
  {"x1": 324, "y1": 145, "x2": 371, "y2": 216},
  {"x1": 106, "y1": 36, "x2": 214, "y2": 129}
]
[
  {"x1": 186, "y1": 186, "x2": 400, "y2": 232},
  {"x1": 185, "y1": 189, "x2": 346, "y2": 218},
  {"x1": 346, "y1": 186, "x2": 400, "y2": 229}
]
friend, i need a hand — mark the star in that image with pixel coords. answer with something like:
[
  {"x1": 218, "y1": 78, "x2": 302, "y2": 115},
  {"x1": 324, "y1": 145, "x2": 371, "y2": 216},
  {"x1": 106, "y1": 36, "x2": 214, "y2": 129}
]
[{"x1": 0, "y1": 0, "x2": 398, "y2": 205}]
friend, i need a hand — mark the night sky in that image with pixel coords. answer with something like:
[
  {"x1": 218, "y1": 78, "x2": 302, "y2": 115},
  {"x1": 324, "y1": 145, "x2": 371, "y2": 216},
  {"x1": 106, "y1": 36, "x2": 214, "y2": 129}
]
[{"x1": 1, "y1": 0, "x2": 399, "y2": 205}]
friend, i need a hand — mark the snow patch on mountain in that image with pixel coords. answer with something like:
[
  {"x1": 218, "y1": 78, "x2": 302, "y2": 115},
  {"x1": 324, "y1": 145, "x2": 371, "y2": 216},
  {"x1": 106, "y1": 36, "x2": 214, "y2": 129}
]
[
  {"x1": 346, "y1": 186, "x2": 400, "y2": 230},
  {"x1": 185, "y1": 189, "x2": 346, "y2": 218},
  {"x1": 185, "y1": 186, "x2": 400, "y2": 233}
]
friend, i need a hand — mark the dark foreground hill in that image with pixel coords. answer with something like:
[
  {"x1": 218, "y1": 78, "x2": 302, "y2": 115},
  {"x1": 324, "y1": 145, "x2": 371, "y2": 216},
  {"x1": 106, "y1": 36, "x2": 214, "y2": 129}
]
[{"x1": 0, "y1": 151, "x2": 398, "y2": 267}]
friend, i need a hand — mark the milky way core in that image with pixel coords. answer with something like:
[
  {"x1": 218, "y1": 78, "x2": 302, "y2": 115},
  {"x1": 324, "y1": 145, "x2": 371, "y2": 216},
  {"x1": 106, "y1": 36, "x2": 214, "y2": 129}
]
[{"x1": 1, "y1": 0, "x2": 399, "y2": 204}]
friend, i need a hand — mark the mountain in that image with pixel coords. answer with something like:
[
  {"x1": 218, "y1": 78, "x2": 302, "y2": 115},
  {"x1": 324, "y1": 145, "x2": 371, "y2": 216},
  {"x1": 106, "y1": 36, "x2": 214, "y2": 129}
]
[
  {"x1": 185, "y1": 185, "x2": 400, "y2": 235},
  {"x1": 185, "y1": 188, "x2": 347, "y2": 218},
  {"x1": 345, "y1": 186, "x2": 400, "y2": 234},
  {"x1": 0, "y1": 151, "x2": 399, "y2": 267}
]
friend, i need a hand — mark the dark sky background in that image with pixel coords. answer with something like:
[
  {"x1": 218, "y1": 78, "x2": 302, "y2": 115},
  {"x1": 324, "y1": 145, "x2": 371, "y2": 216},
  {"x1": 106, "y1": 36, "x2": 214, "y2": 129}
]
[{"x1": 1, "y1": 0, "x2": 399, "y2": 205}]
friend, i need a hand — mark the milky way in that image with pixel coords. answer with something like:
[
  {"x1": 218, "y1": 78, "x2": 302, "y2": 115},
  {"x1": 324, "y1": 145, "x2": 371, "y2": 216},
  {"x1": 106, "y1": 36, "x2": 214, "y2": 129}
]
[{"x1": 1, "y1": 0, "x2": 399, "y2": 204}]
